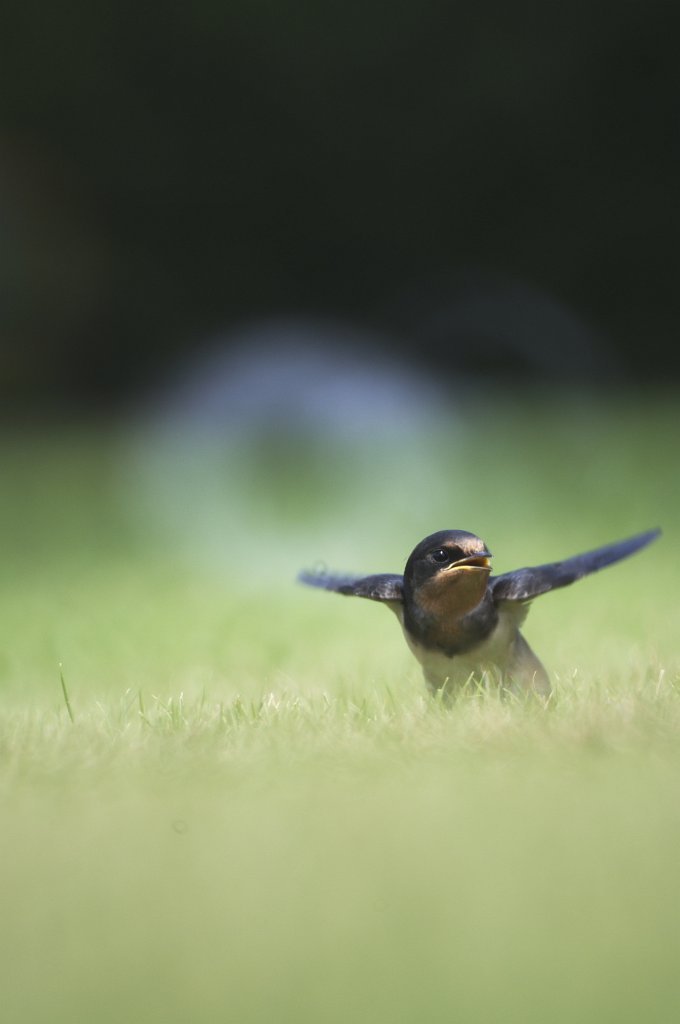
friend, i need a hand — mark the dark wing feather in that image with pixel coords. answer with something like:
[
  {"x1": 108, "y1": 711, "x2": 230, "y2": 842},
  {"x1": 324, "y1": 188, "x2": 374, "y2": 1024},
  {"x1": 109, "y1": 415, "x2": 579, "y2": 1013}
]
[
  {"x1": 491, "y1": 528, "x2": 661, "y2": 603},
  {"x1": 298, "y1": 570, "x2": 404, "y2": 603}
]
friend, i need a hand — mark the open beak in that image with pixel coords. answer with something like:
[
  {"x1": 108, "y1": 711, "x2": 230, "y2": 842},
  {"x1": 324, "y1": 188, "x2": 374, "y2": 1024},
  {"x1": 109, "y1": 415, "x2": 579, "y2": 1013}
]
[{"x1": 446, "y1": 552, "x2": 492, "y2": 572}]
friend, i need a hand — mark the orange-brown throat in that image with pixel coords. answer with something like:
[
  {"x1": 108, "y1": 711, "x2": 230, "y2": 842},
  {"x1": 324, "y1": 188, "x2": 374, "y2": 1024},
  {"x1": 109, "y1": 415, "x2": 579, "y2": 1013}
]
[{"x1": 413, "y1": 563, "x2": 491, "y2": 647}]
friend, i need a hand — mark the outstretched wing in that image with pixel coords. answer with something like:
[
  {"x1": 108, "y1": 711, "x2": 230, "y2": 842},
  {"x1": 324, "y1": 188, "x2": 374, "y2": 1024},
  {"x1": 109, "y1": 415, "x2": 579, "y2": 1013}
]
[
  {"x1": 298, "y1": 570, "x2": 404, "y2": 603},
  {"x1": 491, "y1": 528, "x2": 661, "y2": 603}
]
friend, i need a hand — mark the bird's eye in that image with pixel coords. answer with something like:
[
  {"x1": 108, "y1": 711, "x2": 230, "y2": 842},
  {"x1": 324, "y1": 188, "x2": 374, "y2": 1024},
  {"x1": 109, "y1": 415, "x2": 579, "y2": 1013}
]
[{"x1": 431, "y1": 548, "x2": 451, "y2": 563}]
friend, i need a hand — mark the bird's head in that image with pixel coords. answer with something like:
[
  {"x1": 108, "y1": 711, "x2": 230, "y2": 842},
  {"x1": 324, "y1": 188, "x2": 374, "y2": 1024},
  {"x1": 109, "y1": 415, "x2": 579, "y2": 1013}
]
[{"x1": 403, "y1": 530, "x2": 492, "y2": 617}]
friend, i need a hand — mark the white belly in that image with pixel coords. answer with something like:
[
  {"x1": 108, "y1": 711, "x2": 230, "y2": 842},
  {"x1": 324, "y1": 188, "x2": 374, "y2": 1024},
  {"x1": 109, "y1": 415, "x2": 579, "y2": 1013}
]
[{"x1": 396, "y1": 605, "x2": 520, "y2": 692}]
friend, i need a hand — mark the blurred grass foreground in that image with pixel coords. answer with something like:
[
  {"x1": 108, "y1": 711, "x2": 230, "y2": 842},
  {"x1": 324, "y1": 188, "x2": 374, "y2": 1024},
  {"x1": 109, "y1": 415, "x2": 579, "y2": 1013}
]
[{"x1": 0, "y1": 377, "x2": 679, "y2": 1022}]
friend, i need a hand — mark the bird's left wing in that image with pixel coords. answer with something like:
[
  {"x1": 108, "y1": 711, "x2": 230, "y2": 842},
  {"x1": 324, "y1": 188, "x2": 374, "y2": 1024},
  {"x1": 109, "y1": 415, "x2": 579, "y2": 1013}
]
[
  {"x1": 298, "y1": 570, "x2": 404, "y2": 603},
  {"x1": 491, "y1": 528, "x2": 660, "y2": 603}
]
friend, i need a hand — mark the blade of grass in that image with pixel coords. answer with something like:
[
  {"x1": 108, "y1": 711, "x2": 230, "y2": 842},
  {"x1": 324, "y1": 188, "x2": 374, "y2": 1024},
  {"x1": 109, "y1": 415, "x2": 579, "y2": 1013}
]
[{"x1": 58, "y1": 663, "x2": 75, "y2": 724}]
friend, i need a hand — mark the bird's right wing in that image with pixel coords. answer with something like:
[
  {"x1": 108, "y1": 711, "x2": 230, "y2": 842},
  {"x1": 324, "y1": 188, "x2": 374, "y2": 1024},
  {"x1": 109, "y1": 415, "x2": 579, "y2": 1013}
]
[
  {"x1": 491, "y1": 528, "x2": 660, "y2": 603},
  {"x1": 298, "y1": 570, "x2": 404, "y2": 603}
]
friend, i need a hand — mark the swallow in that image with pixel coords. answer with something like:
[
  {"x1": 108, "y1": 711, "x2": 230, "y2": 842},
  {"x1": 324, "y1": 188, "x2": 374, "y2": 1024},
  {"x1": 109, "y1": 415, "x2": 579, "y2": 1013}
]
[{"x1": 299, "y1": 528, "x2": 660, "y2": 697}]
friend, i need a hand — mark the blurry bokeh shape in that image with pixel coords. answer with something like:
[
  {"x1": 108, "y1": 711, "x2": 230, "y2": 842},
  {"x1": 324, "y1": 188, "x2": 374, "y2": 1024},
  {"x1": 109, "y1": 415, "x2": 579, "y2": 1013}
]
[
  {"x1": 124, "y1": 319, "x2": 457, "y2": 577},
  {"x1": 384, "y1": 270, "x2": 619, "y2": 384}
]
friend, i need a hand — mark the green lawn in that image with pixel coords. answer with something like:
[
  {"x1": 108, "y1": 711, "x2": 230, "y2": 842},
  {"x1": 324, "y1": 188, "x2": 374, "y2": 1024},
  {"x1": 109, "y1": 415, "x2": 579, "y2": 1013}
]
[{"x1": 1, "y1": 397, "x2": 678, "y2": 1023}]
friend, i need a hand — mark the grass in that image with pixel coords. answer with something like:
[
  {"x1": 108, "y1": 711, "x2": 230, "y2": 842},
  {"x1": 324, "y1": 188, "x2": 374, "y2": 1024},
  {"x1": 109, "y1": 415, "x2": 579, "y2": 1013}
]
[{"x1": 1, "y1": 395, "x2": 679, "y2": 1022}]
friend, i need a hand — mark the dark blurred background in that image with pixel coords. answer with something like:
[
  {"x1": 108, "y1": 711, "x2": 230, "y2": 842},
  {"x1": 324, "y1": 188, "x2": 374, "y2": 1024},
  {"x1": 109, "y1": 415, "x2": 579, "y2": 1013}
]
[{"x1": 1, "y1": 0, "x2": 678, "y2": 414}]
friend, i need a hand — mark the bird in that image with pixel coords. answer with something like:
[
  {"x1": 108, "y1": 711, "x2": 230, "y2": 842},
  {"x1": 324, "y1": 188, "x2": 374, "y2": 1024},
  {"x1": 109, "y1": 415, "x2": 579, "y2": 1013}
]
[{"x1": 299, "y1": 528, "x2": 660, "y2": 698}]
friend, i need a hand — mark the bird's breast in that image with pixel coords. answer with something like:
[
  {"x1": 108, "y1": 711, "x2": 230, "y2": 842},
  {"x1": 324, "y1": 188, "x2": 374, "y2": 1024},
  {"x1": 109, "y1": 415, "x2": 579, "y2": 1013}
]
[
  {"x1": 402, "y1": 576, "x2": 497, "y2": 656},
  {"x1": 399, "y1": 606, "x2": 520, "y2": 691}
]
